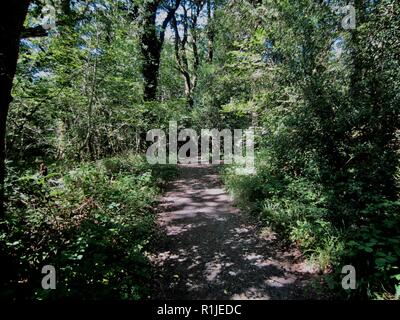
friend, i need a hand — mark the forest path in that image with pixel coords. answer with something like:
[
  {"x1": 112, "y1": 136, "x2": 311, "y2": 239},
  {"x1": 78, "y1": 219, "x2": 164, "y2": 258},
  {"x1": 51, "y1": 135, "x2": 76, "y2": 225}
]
[{"x1": 150, "y1": 163, "x2": 320, "y2": 300}]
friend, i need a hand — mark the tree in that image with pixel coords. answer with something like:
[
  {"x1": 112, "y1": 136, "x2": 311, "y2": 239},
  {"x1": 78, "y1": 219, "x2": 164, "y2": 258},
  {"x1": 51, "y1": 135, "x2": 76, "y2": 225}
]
[
  {"x1": 0, "y1": 0, "x2": 31, "y2": 215},
  {"x1": 139, "y1": 0, "x2": 181, "y2": 101},
  {"x1": 206, "y1": 0, "x2": 214, "y2": 62},
  {"x1": 171, "y1": 0, "x2": 203, "y2": 108}
]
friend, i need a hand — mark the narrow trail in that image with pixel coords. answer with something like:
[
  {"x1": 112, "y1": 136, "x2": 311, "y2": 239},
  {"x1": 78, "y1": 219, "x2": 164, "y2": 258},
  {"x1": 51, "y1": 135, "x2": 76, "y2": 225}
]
[{"x1": 151, "y1": 163, "x2": 321, "y2": 300}]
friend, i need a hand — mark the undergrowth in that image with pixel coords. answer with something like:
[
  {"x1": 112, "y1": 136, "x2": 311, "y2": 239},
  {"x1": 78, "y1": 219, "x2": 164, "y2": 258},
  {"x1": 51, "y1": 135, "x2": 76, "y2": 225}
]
[
  {"x1": 0, "y1": 154, "x2": 177, "y2": 300},
  {"x1": 221, "y1": 160, "x2": 400, "y2": 300}
]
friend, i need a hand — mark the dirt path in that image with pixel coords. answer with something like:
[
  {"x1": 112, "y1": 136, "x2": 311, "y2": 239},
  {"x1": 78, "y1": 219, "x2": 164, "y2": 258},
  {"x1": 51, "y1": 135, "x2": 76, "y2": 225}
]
[{"x1": 151, "y1": 163, "x2": 321, "y2": 300}]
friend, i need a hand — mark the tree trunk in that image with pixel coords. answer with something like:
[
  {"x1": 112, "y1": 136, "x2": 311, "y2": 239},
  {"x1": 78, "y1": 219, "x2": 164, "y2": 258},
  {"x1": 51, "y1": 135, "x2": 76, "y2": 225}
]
[
  {"x1": 139, "y1": 0, "x2": 181, "y2": 101},
  {"x1": 0, "y1": 0, "x2": 31, "y2": 215},
  {"x1": 206, "y1": 0, "x2": 214, "y2": 63},
  {"x1": 183, "y1": 71, "x2": 193, "y2": 108},
  {"x1": 171, "y1": 2, "x2": 202, "y2": 108},
  {"x1": 140, "y1": 0, "x2": 161, "y2": 101}
]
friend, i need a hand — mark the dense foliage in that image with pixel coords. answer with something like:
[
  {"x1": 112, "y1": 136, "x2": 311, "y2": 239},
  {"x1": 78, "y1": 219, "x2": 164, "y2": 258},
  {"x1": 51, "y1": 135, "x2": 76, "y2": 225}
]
[
  {"x1": 217, "y1": 0, "x2": 400, "y2": 299},
  {"x1": 1, "y1": 155, "x2": 176, "y2": 299}
]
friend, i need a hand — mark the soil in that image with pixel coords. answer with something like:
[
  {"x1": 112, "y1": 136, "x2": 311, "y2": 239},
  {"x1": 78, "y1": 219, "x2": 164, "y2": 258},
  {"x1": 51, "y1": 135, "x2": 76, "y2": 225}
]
[{"x1": 150, "y1": 162, "x2": 323, "y2": 300}]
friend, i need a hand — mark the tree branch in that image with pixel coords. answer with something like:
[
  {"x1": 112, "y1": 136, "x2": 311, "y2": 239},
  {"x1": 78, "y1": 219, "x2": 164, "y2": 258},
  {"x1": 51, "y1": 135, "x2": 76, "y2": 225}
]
[
  {"x1": 21, "y1": 25, "x2": 48, "y2": 38},
  {"x1": 159, "y1": 0, "x2": 182, "y2": 45}
]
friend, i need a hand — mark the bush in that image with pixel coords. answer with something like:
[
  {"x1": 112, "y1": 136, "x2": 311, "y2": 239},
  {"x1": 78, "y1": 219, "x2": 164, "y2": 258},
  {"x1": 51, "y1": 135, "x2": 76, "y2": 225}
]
[
  {"x1": 1, "y1": 154, "x2": 177, "y2": 300},
  {"x1": 221, "y1": 156, "x2": 400, "y2": 299}
]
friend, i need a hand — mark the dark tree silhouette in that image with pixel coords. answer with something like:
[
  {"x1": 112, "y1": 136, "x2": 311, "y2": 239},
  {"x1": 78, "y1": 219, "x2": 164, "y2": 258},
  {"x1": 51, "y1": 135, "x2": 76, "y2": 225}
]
[
  {"x1": 140, "y1": 0, "x2": 181, "y2": 101},
  {"x1": 0, "y1": 0, "x2": 31, "y2": 215}
]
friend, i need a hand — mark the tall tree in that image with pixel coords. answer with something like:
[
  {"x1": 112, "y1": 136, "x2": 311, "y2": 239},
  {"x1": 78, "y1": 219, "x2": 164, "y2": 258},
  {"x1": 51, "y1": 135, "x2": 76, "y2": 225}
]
[
  {"x1": 0, "y1": 0, "x2": 31, "y2": 215},
  {"x1": 139, "y1": 0, "x2": 181, "y2": 101},
  {"x1": 206, "y1": 0, "x2": 214, "y2": 62},
  {"x1": 171, "y1": 0, "x2": 203, "y2": 107}
]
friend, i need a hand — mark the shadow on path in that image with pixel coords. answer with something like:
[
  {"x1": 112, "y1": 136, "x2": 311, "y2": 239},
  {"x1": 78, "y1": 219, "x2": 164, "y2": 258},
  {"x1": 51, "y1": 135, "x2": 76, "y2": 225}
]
[{"x1": 151, "y1": 163, "x2": 322, "y2": 300}]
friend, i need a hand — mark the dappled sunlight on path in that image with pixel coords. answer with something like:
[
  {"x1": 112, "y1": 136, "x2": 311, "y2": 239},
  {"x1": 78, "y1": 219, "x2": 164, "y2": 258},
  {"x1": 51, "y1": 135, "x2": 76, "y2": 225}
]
[{"x1": 151, "y1": 163, "x2": 321, "y2": 300}]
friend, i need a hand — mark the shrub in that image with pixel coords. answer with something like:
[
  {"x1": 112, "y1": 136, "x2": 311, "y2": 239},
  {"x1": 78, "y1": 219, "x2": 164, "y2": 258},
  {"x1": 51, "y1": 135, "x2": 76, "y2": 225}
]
[{"x1": 1, "y1": 154, "x2": 177, "y2": 300}]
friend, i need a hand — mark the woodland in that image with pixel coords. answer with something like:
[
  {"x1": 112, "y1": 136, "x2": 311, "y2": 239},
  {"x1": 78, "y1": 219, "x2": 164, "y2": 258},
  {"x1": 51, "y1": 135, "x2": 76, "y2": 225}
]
[{"x1": 0, "y1": 0, "x2": 399, "y2": 300}]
